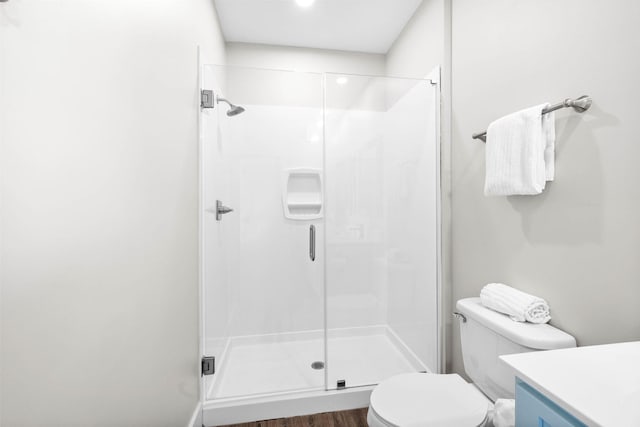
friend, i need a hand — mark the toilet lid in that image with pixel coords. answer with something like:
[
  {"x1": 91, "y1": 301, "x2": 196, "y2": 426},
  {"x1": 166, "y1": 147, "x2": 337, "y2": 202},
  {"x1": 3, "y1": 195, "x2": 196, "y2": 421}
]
[{"x1": 370, "y1": 373, "x2": 490, "y2": 427}]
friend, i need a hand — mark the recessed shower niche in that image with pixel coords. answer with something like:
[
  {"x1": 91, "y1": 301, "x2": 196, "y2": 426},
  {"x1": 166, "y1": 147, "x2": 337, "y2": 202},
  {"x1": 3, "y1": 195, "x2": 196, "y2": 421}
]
[{"x1": 282, "y1": 168, "x2": 323, "y2": 220}]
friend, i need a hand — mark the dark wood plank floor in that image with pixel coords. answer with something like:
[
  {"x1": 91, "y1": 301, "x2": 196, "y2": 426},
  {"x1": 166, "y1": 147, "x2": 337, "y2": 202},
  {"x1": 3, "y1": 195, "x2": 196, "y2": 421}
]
[{"x1": 216, "y1": 408, "x2": 369, "y2": 427}]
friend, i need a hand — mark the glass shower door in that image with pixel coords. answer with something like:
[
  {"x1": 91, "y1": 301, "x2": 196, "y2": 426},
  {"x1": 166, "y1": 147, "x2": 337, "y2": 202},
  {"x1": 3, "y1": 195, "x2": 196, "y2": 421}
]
[
  {"x1": 201, "y1": 65, "x2": 326, "y2": 400},
  {"x1": 323, "y1": 73, "x2": 440, "y2": 390}
]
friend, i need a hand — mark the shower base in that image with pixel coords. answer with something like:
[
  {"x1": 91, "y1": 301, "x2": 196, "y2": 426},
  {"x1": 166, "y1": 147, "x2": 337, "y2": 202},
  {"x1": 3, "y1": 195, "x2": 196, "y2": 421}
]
[{"x1": 203, "y1": 326, "x2": 426, "y2": 425}]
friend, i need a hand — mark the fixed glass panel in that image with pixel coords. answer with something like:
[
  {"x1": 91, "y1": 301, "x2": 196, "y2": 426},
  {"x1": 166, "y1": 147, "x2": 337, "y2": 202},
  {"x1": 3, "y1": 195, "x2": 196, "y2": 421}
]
[
  {"x1": 324, "y1": 73, "x2": 439, "y2": 390},
  {"x1": 201, "y1": 65, "x2": 325, "y2": 399}
]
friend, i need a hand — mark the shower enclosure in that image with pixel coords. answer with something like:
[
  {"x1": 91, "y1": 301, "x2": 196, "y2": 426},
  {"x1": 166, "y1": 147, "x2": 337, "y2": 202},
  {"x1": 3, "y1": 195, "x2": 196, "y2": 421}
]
[{"x1": 200, "y1": 64, "x2": 441, "y2": 425}]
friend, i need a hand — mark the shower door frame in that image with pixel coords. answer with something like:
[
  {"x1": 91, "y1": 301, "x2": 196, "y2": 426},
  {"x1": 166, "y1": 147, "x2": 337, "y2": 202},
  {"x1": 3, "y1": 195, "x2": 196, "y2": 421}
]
[{"x1": 197, "y1": 61, "x2": 443, "y2": 426}]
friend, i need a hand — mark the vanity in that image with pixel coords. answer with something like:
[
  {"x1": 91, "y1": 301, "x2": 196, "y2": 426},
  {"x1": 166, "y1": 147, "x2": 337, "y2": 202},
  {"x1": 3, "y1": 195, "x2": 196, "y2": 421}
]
[{"x1": 501, "y1": 341, "x2": 640, "y2": 427}]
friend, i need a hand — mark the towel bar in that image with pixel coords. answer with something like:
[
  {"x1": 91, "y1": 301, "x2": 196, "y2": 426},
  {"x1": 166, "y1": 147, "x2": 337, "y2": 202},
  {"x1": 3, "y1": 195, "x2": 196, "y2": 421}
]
[{"x1": 472, "y1": 95, "x2": 592, "y2": 142}]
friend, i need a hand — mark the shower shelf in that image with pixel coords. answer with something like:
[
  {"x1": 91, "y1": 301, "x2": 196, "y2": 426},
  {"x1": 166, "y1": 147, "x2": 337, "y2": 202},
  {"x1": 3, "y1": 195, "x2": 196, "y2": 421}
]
[
  {"x1": 286, "y1": 200, "x2": 322, "y2": 208},
  {"x1": 282, "y1": 168, "x2": 323, "y2": 220}
]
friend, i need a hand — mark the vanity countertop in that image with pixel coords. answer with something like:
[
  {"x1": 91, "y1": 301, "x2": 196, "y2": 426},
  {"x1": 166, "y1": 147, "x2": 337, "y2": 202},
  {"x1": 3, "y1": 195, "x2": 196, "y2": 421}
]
[{"x1": 501, "y1": 341, "x2": 640, "y2": 427}]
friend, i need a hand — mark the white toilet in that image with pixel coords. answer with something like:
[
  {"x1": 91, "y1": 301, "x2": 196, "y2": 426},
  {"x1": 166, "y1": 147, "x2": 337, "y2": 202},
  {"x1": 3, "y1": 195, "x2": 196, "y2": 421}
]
[{"x1": 367, "y1": 297, "x2": 576, "y2": 427}]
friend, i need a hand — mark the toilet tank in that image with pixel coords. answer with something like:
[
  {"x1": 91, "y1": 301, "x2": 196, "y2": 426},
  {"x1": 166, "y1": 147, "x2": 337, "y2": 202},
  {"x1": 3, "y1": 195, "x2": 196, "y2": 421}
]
[{"x1": 456, "y1": 297, "x2": 576, "y2": 401}]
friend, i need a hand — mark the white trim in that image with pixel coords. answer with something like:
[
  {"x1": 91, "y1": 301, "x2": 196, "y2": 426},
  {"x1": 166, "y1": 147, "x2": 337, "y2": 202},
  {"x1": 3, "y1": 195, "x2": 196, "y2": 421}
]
[
  {"x1": 321, "y1": 71, "x2": 329, "y2": 395},
  {"x1": 203, "y1": 386, "x2": 372, "y2": 426},
  {"x1": 196, "y1": 46, "x2": 205, "y2": 422},
  {"x1": 188, "y1": 401, "x2": 203, "y2": 427},
  {"x1": 425, "y1": 65, "x2": 443, "y2": 374}
]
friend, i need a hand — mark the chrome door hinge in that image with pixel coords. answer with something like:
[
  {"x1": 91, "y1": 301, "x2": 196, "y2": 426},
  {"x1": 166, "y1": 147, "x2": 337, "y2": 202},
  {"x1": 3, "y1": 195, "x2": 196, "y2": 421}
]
[
  {"x1": 202, "y1": 356, "x2": 215, "y2": 376},
  {"x1": 201, "y1": 90, "x2": 214, "y2": 109}
]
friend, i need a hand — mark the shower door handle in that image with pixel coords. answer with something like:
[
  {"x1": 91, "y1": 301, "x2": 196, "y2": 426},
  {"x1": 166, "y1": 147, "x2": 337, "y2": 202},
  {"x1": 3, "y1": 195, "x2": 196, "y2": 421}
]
[{"x1": 309, "y1": 224, "x2": 316, "y2": 262}]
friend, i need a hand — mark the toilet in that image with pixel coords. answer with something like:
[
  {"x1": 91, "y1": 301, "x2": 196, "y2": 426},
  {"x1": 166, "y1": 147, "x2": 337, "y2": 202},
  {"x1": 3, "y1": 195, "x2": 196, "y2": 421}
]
[{"x1": 367, "y1": 297, "x2": 576, "y2": 427}]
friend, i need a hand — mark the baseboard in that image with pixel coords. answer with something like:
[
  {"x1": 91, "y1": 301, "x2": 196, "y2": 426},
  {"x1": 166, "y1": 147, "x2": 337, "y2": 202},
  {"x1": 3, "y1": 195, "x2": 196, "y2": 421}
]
[{"x1": 188, "y1": 401, "x2": 202, "y2": 427}]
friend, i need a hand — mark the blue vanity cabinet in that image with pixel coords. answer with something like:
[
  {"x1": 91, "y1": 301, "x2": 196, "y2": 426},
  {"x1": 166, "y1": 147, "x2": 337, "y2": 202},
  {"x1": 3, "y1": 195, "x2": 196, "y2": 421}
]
[{"x1": 515, "y1": 378, "x2": 587, "y2": 427}]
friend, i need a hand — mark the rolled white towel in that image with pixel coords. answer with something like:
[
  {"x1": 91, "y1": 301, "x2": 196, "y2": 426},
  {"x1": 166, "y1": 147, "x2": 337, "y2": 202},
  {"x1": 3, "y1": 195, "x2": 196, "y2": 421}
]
[
  {"x1": 480, "y1": 283, "x2": 551, "y2": 324},
  {"x1": 492, "y1": 399, "x2": 515, "y2": 427}
]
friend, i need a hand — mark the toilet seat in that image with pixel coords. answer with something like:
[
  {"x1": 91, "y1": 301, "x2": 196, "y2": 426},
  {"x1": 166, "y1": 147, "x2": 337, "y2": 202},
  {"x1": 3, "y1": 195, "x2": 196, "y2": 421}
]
[{"x1": 368, "y1": 373, "x2": 491, "y2": 427}]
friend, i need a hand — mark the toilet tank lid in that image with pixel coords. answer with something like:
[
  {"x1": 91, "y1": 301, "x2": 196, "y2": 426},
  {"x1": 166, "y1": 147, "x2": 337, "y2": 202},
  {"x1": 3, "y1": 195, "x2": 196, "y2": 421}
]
[{"x1": 456, "y1": 298, "x2": 576, "y2": 350}]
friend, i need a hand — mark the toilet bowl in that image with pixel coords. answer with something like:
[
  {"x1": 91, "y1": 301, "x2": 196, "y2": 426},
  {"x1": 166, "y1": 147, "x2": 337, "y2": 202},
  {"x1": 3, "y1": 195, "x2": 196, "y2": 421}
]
[
  {"x1": 367, "y1": 297, "x2": 577, "y2": 427},
  {"x1": 367, "y1": 373, "x2": 491, "y2": 427}
]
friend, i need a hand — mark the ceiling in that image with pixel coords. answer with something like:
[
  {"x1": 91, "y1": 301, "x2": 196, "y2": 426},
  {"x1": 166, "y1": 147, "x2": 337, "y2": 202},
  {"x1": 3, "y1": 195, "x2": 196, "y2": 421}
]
[{"x1": 213, "y1": 0, "x2": 423, "y2": 54}]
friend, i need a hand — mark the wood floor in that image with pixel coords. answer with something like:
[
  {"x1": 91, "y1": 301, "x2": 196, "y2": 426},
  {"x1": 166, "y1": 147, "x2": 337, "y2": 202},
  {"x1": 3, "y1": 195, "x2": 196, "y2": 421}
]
[{"x1": 217, "y1": 408, "x2": 369, "y2": 427}]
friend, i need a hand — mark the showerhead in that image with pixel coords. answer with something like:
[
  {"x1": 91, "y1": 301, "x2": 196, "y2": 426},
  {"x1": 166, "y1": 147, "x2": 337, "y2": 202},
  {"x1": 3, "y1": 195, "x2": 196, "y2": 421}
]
[
  {"x1": 217, "y1": 97, "x2": 245, "y2": 117},
  {"x1": 226, "y1": 105, "x2": 245, "y2": 117}
]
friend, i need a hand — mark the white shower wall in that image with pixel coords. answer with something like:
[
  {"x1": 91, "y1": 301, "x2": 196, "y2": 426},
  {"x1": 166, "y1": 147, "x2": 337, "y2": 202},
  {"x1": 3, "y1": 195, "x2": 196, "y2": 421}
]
[
  {"x1": 222, "y1": 104, "x2": 325, "y2": 337},
  {"x1": 202, "y1": 64, "x2": 231, "y2": 363},
  {"x1": 325, "y1": 75, "x2": 439, "y2": 372},
  {"x1": 202, "y1": 67, "x2": 326, "y2": 370},
  {"x1": 325, "y1": 107, "x2": 388, "y2": 329},
  {"x1": 384, "y1": 80, "x2": 439, "y2": 372}
]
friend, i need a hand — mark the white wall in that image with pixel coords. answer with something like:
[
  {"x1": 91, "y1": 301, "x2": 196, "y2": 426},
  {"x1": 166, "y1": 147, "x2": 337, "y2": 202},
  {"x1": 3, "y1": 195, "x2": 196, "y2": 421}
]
[
  {"x1": 385, "y1": 0, "x2": 446, "y2": 80},
  {"x1": 226, "y1": 42, "x2": 386, "y2": 76},
  {"x1": 451, "y1": 0, "x2": 640, "y2": 375},
  {"x1": 0, "y1": 8, "x2": 4, "y2": 424},
  {"x1": 0, "y1": 1, "x2": 225, "y2": 426}
]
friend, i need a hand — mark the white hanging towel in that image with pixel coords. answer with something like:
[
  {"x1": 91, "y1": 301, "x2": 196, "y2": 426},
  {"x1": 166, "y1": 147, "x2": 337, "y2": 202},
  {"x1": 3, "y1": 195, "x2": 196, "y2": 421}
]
[
  {"x1": 543, "y1": 109, "x2": 556, "y2": 181},
  {"x1": 484, "y1": 104, "x2": 555, "y2": 196},
  {"x1": 480, "y1": 283, "x2": 551, "y2": 324}
]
